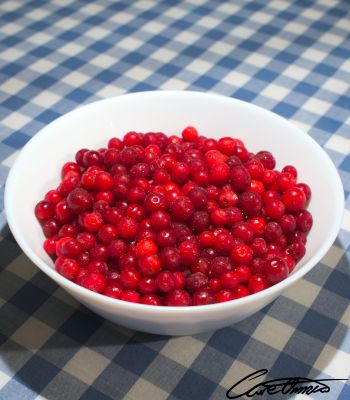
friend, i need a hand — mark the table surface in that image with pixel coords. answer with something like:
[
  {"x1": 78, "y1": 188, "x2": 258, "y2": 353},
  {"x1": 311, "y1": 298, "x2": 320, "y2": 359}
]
[{"x1": 0, "y1": 0, "x2": 350, "y2": 399}]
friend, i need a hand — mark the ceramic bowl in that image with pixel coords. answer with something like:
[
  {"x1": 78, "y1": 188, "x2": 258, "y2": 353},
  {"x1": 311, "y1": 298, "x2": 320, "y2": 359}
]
[{"x1": 5, "y1": 91, "x2": 344, "y2": 335}]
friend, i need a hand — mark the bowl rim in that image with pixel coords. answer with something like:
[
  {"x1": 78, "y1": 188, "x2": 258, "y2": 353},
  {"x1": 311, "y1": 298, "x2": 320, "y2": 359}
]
[{"x1": 4, "y1": 90, "x2": 345, "y2": 314}]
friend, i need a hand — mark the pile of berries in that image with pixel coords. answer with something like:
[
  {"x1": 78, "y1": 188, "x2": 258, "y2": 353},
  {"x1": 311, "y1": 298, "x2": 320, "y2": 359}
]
[{"x1": 35, "y1": 126, "x2": 313, "y2": 306}]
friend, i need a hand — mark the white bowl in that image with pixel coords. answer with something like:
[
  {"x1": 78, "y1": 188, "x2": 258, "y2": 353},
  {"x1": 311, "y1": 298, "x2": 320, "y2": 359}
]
[{"x1": 5, "y1": 91, "x2": 344, "y2": 335}]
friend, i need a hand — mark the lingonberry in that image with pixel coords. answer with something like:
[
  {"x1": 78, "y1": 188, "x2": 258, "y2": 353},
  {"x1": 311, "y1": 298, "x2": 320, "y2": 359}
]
[
  {"x1": 209, "y1": 163, "x2": 230, "y2": 186},
  {"x1": 144, "y1": 192, "x2": 167, "y2": 214},
  {"x1": 189, "y1": 211, "x2": 210, "y2": 233},
  {"x1": 296, "y1": 183, "x2": 311, "y2": 202},
  {"x1": 186, "y1": 272, "x2": 208, "y2": 293},
  {"x1": 188, "y1": 187, "x2": 208, "y2": 210},
  {"x1": 157, "y1": 271, "x2": 176, "y2": 293},
  {"x1": 81, "y1": 211, "x2": 104, "y2": 233},
  {"x1": 247, "y1": 216, "x2": 266, "y2": 236},
  {"x1": 264, "y1": 199, "x2": 285, "y2": 219},
  {"x1": 245, "y1": 158, "x2": 264, "y2": 180},
  {"x1": 149, "y1": 211, "x2": 171, "y2": 231},
  {"x1": 230, "y1": 243, "x2": 253, "y2": 265},
  {"x1": 282, "y1": 187, "x2": 306, "y2": 212},
  {"x1": 255, "y1": 150, "x2": 276, "y2": 169},
  {"x1": 279, "y1": 214, "x2": 296, "y2": 234},
  {"x1": 230, "y1": 166, "x2": 251, "y2": 192},
  {"x1": 156, "y1": 229, "x2": 177, "y2": 248},
  {"x1": 44, "y1": 190, "x2": 62, "y2": 205},
  {"x1": 165, "y1": 289, "x2": 192, "y2": 306},
  {"x1": 119, "y1": 252, "x2": 137, "y2": 271},
  {"x1": 138, "y1": 254, "x2": 161, "y2": 276},
  {"x1": 238, "y1": 191, "x2": 262, "y2": 216},
  {"x1": 116, "y1": 216, "x2": 138, "y2": 240},
  {"x1": 44, "y1": 237, "x2": 57, "y2": 257},
  {"x1": 89, "y1": 244, "x2": 108, "y2": 261},
  {"x1": 251, "y1": 237, "x2": 268, "y2": 257},
  {"x1": 264, "y1": 257, "x2": 289, "y2": 284},
  {"x1": 88, "y1": 260, "x2": 108, "y2": 274},
  {"x1": 139, "y1": 277, "x2": 157, "y2": 294},
  {"x1": 182, "y1": 126, "x2": 199, "y2": 142},
  {"x1": 213, "y1": 231, "x2": 234, "y2": 254},
  {"x1": 295, "y1": 210, "x2": 313, "y2": 233},
  {"x1": 76, "y1": 232, "x2": 96, "y2": 251},
  {"x1": 135, "y1": 239, "x2": 158, "y2": 258},
  {"x1": 192, "y1": 288, "x2": 215, "y2": 305},
  {"x1": 96, "y1": 224, "x2": 118, "y2": 245},
  {"x1": 210, "y1": 208, "x2": 228, "y2": 227},
  {"x1": 77, "y1": 251, "x2": 90, "y2": 268},
  {"x1": 235, "y1": 265, "x2": 251, "y2": 283},
  {"x1": 209, "y1": 256, "x2": 232, "y2": 278},
  {"x1": 120, "y1": 269, "x2": 141, "y2": 290},
  {"x1": 220, "y1": 271, "x2": 239, "y2": 289},
  {"x1": 125, "y1": 203, "x2": 145, "y2": 221},
  {"x1": 120, "y1": 290, "x2": 140, "y2": 303},
  {"x1": 42, "y1": 219, "x2": 60, "y2": 238},
  {"x1": 60, "y1": 238, "x2": 82, "y2": 258},
  {"x1": 169, "y1": 196, "x2": 194, "y2": 221},
  {"x1": 204, "y1": 150, "x2": 228, "y2": 167},
  {"x1": 217, "y1": 137, "x2": 237, "y2": 156},
  {"x1": 104, "y1": 283, "x2": 123, "y2": 299},
  {"x1": 173, "y1": 271, "x2": 186, "y2": 289},
  {"x1": 35, "y1": 200, "x2": 55, "y2": 221},
  {"x1": 178, "y1": 240, "x2": 200, "y2": 266},
  {"x1": 231, "y1": 222, "x2": 254, "y2": 243},
  {"x1": 141, "y1": 294, "x2": 162, "y2": 305},
  {"x1": 248, "y1": 274, "x2": 270, "y2": 293},
  {"x1": 37, "y1": 127, "x2": 312, "y2": 306},
  {"x1": 215, "y1": 289, "x2": 235, "y2": 303},
  {"x1": 198, "y1": 231, "x2": 215, "y2": 248},
  {"x1": 218, "y1": 190, "x2": 238, "y2": 208},
  {"x1": 55, "y1": 257, "x2": 79, "y2": 280}
]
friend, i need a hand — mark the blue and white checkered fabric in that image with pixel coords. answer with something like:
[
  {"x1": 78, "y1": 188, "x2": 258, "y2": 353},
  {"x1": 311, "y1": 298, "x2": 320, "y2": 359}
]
[{"x1": 0, "y1": 0, "x2": 349, "y2": 399}]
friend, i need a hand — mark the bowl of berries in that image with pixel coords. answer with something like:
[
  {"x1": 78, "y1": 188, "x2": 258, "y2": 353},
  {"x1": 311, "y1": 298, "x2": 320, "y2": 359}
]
[{"x1": 5, "y1": 91, "x2": 344, "y2": 335}]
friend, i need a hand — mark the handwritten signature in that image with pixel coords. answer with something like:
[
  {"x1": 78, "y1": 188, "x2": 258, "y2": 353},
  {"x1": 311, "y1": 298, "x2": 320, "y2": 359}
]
[{"x1": 226, "y1": 369, "x2": 348, "y2": 398}]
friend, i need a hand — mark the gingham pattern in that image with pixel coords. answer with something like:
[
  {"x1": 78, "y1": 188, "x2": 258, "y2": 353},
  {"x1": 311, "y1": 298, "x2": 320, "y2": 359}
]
[{"x1": 0, "y1": 0, "x2": 349, "y2": 399}]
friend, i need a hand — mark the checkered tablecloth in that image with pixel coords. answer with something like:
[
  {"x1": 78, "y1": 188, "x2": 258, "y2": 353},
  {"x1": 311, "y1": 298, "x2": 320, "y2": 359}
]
[{"x1": 0, "y1": 0, "x2": 349, "y2": 399}]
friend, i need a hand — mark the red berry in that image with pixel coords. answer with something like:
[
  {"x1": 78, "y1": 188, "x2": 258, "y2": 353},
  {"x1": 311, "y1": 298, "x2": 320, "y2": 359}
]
[
  {"x1": 104, "y1": 284, "x2": 123, "y2": 299},
  {"x1": 182, "y1": 126, "x2": 198, "y2": 142},
  {"x1": 264, "y1": 257, "x2": 289, "y2": 284},
  {"x1": 204, "y1": 150, "x2": 228, "y2": 167},
  {"x1": 230, "y1": 244, "x2": 253, "y2": 264},
  {"x1": 215, "y1": 289, "x2": 235, "y2": 303},
  {"x1": 230, "y1": 166, "x2": 251, "y2": 192},
  {"x1": 169, "y1": 196, "x2": 194, "y2": 221},
  {"x1": 282, "y1": 187, "x2": 306, "y2": 212},
  {"x1": 116, "y1": 216, "x2": 138, "y2": 240},
  {"x1": 81, "y1": 212, "x2": 104, "y2": 232},
  {"x1": 248, "y1": 274, "x2": 270, "y2": 293},
  {"x1": 55, "y1": 257, "x2": 80, "y2": 280},
  {"x1": 138, "y1": 254, "x2": 161, "y2": 276},
  {"x1": 192, "y1": 288, "x2": 215, "y2": 305},
  {"x1": 35, "y1": 200, "x2": 55, "y2": 221},
  {"x1": 178, "y1": 240, "x2": 200, "y2": 266},
  {"x1": 159, "y1": 247, "x2": 181, "y2": 271},
  {"x1": 165, "y1": 289, "x2": 191, "y2": 306},
  {"x1": 120, "y1": 290, "x2": 140, "y2": 303},
  {"x1": 220, "y1": 271, "x2": 239, "y2": 289},
  {"x1": 157, "y1": 271, "x2": 176, "y2": 293},
  {"x1": 149, "y1": 211, "x2": 171, "y2": 231},
  {"x1": 135, "y1": 239, "x2": 158, "y2": 258},
  {"x1": 209, "y1": 163, "x2": 230, "y2": 186},
  {"x1": 141, "y1": 294, "x2": 162, "y2": 305},
  {"x1": 120, "y1": 269, "x2": 140, "y2": 290}
]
